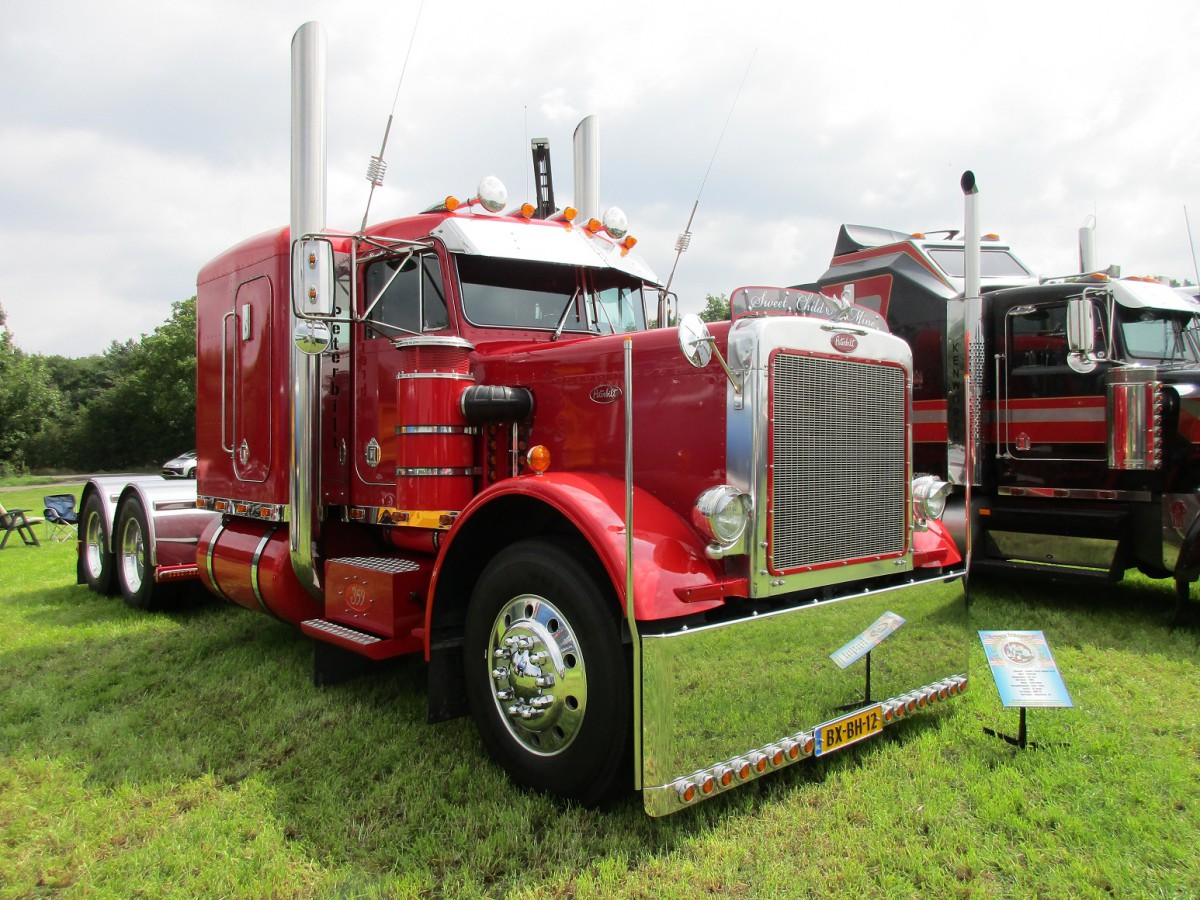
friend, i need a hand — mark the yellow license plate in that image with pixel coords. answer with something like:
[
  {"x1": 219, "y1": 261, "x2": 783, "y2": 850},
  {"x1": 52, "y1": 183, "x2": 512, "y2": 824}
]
[{"x1": 814, "y1": 705, "x2": 883, "y2": 756}]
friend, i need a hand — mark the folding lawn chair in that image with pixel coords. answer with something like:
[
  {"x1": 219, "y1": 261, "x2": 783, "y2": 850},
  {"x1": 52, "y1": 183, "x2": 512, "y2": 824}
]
[
  {"x1": 0, "y1": 502, "x2": 43, "y2": 548},
  {"x1": 43, "y1": 494, "x2": 79, "y2": 542}
]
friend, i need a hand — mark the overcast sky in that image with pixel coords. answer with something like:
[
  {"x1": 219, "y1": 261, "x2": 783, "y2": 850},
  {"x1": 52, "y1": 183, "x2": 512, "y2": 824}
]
[{"x1": 3, "y1": 1, "x2": 1197, "y2": 357}]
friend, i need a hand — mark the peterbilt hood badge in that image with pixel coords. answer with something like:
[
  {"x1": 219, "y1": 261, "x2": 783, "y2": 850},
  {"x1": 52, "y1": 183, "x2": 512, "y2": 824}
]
[
  {"x1": 590, "y1": 384, "x2": 622, "y2": 404},
  {"x1": 830, "y1": 333, "x2": 858, "y2": 354}
]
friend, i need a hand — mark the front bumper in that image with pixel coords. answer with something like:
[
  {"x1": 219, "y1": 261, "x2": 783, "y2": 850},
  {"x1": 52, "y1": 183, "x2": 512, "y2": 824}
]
[{"x1": 638, "y1": 569, "x2": 966, "y2": 816}]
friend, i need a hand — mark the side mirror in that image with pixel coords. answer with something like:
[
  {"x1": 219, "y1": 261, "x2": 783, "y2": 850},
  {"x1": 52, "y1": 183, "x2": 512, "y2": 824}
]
[
  {"x1": 1066, "y1": 295, "x2": 1098, "y2": 374},
  {"x1": 293, "y1": 319, "x2": 331, "y2": 356},
  {"x1": 292, "y1": 237, "x2": 335, "y2": 317},
  {"x1": 678, "y1": 314, "x2": 713, "y2": 368}
]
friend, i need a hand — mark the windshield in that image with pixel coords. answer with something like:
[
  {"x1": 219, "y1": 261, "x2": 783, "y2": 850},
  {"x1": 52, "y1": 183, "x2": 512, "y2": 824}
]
[
  {"x1": 457, "y1": 255, "x2": 647, "y2": 333},
  {"x1": 1118, "y1": 309, "x2": 1200, "y2": 363},
  {"x1": 928, "y1": 248, "x2": 1032, "y2": 279}
]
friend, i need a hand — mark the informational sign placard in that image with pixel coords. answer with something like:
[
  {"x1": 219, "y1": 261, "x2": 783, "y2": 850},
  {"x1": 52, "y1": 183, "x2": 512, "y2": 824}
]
[
  {"x1": 979, "y1": 630, "x2": 1072, "y2": 708},
  {"x1": 830, "y1": 611, "x2": 906, "y2": 669}
]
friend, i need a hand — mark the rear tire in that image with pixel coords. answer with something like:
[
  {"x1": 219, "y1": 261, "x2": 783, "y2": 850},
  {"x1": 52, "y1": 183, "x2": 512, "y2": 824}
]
[
  {"x1": 464, "y1": 537, "x2": 630, "y2": 804},
  {"x1": 115, "y1": 497, "x2": 157, "y2": 610},
  {"x1": 80, "y1": 493, "x2": 115, "y2": 595}
]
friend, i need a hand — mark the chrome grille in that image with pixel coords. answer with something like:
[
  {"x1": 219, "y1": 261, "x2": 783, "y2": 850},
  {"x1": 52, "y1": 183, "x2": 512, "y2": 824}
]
[{"x1": 770, "y1": 353, "x2": 907, "y2": 570}]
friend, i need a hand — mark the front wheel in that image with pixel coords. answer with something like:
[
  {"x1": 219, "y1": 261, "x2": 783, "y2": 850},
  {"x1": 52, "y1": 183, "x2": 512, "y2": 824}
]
[
  {"x1": 115, "y1": 497, "x2": 157, "y2": 610},
  {"x1": 464, "y1": 537, "x2": 630, "y2": 804}
]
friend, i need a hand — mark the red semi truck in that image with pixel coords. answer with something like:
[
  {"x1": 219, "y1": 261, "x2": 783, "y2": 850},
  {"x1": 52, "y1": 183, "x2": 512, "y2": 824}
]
[
  {"x1": 789, "y1": 172, "x2": 1200, "y2": 612},
  {"x1": 76, "y1": 23, "x2": 966, "y2": 815}
]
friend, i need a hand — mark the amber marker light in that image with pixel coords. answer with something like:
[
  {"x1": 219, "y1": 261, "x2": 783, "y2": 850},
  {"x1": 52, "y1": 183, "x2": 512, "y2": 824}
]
[
  {"x1": 623, "y1": 235, "x2": 638, "y2": 249},
  {"x1": 562, "y1": 207, "x2": 577, "y2": 222},
  {"x1": 984, "y1": 233, "x2": 1000, "y2": 241},
  {"x1": 586, "y1": 218, "x2": 603, "y2": 233},
  {"x1": 519, "y1": 202, "x2": 535, "y2": 218},
  {"x1": 445, "y1": 196, "x2": 460, "y2": 211},
  {"x1": 678, "y1": 782, "x2": 697, "y2": 803},
  {"x1": 526, "y1": 445, "x2": 551, "y2": 474}
]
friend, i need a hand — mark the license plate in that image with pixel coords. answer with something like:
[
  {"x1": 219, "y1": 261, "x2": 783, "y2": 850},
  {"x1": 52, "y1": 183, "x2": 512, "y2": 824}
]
[{"x1": 814, "y1": 704, "x2": 883, "y2": 756}]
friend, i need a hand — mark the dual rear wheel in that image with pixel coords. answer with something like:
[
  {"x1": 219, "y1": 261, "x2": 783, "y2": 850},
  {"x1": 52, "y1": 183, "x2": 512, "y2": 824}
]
[{"x1": 80, "y1": 494, "x2": 158, "y2": 610}]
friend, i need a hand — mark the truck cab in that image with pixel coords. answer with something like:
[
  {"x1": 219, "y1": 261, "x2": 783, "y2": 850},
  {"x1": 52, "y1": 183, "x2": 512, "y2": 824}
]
[{"x1": 799, "y1": 217, "x2": 1200, "y2": 598}]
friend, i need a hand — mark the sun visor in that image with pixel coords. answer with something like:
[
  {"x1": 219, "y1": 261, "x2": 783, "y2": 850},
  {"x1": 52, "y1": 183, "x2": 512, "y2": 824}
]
[
  {"x1": 1111, "y1": 279, "x2": 1200, "y2": 313},
  {"x1": 430, "y1": 217, "x2": 659, "y2": 283}
]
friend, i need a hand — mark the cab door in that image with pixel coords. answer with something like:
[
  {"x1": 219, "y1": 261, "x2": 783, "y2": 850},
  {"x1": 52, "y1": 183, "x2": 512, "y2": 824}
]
[
  {"x1": 999, "y1": 298, "x2": 1108, "y2": 469},
  {"x1": 226, "y1": 276, "x2": 274, "y2": 483}
]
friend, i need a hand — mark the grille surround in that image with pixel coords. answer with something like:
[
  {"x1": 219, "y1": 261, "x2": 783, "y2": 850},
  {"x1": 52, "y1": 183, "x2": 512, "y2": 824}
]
[{"x1": 768, "y1": 351, "x2": 908, "y2": 572}]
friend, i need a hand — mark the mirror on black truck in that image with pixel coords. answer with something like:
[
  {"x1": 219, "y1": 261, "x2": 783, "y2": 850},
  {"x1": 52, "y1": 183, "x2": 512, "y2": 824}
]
[{"x1": 1066, "y1": 294, "x2": 1098, "y2": 373}]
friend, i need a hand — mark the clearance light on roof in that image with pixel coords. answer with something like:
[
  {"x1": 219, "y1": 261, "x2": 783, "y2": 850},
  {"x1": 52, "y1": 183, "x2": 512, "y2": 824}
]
[
  {"x1": 984, "y1": 233, "x2": 1000, "y2": 241},
  {"x1": 912, "y1": 232, "x2": 926, "y2": 239},
  {"x1": 586, "y1": 218, "x2": 603, "y2": 233},
  {"x1": 519, "y1": 202, "x2": 536, "y2": 219}
]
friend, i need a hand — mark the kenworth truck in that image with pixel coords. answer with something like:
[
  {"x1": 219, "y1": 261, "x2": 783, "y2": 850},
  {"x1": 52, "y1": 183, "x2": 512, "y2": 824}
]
[
  {"x1": 791, "y1": 172, "x2": 1200, "y2": 611},
  {"x1": 76, "y1": 23, "x2": 966, "y2": 816}
]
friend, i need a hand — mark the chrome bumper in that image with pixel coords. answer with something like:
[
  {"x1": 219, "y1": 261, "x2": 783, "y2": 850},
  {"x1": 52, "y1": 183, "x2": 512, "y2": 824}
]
[{"x1": 638, "y1": 570, "x2": 967, "y2": 816}]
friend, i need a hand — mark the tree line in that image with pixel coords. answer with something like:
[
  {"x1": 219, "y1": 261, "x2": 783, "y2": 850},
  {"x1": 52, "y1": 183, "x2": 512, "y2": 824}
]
[
  {"x1": 0, "y1": 298, "x2": 196, "y2": 477},
  {"x1": 0, "y1": 291, "x2": 728, "y2": 478}
]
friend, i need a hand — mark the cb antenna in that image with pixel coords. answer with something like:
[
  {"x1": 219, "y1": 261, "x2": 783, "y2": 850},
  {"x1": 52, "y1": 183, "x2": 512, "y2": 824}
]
[
  {"x1": 359, "y1": 1, "x2": 425, "y2": 234},
  {"x1": 1186, "y1": 205, "x2": 1200, "y2": 288},
  {"x1": 662, "y1": 49, "x2": 756, "y2": 300}
]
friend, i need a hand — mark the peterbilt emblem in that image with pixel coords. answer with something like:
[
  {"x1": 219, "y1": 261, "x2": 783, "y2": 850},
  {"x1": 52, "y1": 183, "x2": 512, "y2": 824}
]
[
  {"x1": 590, "y1": 385, "x2": 622, "y2": 404},
  {"x1": 364, "y1": 437, "x2": 381, "y2": 468},
  {"x1": 830, "y1": 333, "x2": 858, "y2": 354}
]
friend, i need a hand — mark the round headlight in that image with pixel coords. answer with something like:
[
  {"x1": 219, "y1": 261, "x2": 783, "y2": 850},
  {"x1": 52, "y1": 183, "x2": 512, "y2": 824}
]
[
  {"x1": 693, "y1": 486, "x2": 752, "y2": 545},
  {"x1": 476, "y1": 176, "x2": 508, "y2": 213},
  {"x1": 911, "y1": 474, "x2": 952, "y2": 521},
  {"x1": 601, "y1": 206, "x2": 629, "y2": 239}
]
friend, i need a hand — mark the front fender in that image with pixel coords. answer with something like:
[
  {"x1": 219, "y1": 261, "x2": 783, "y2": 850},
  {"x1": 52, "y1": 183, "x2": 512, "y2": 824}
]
[{"x1": 428, "y1": 471, "x2": 726, "y2": 632}]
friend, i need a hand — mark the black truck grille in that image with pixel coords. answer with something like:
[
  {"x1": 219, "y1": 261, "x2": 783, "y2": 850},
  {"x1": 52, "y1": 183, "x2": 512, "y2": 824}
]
[{"x1": 769, "y1": 352, "x2": 907, "y2": 571}]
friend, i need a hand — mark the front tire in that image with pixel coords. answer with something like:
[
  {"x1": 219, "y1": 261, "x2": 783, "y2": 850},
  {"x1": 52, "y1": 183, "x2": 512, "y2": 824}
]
[
  {"x1": 464, "y1": 537, "x2": 630, "y2": 804},
  {"x1": 80, "y1": 493, "x2": 115, "y2": 595},
  {"x1": 115, "y1": 497, "x2": 157, "y2": 610}
]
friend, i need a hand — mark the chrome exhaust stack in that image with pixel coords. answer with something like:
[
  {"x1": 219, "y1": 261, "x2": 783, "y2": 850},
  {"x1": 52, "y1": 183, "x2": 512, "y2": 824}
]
[
  {"x1": 288, "y1": 21, "x2": 327, "y2": 597},
  {"x1": 1079, "y1": 215, "x2": 1097, "y2": 273},
  {"x1": 572, "y1": 115, "x2": 599, "y2": 223}
]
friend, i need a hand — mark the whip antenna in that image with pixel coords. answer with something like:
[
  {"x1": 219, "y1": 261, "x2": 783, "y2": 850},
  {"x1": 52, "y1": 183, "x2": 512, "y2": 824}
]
[
  {"x1": 359, "y1": 1, "x2": 425, "y2": 233},
  {"x1": 1186, "y1": 205, "x2": 1200, "y2": 288},
  {"x1": 662, "y1": 49, "x2": 756, "y2": 299}
]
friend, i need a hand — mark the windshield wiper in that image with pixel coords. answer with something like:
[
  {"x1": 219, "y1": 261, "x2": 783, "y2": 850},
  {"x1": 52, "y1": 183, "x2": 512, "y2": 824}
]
[{"x1": 551, "y1": 287, "x2": 582, "y2": 342}]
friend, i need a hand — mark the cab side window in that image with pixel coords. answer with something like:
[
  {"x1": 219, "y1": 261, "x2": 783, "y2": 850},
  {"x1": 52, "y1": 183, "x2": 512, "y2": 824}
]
[{"x1": 363, "y1": 254, "x2": 448, "y2": 339}]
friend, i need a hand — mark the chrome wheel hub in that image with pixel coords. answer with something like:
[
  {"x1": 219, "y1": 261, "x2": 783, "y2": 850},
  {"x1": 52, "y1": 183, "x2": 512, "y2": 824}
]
[
  {"x1": 120, "y1": 516, "x2": 144, "y2": 593},
  {"x1": 84, "y1": 512, "x2": 104, "y2": 579},
  {"x1": 487, "y1": 595, "x2": 587, "y2": 756}
]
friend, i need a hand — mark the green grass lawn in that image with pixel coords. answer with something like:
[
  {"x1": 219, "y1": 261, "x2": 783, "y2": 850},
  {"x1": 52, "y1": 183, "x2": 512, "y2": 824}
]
[{"x1": 1, "y1": 483, "x2": 1198, "y2": 898}]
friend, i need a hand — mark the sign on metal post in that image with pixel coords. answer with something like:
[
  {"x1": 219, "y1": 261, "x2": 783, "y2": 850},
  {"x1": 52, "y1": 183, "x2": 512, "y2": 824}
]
[{"x1": 978, "y1": 630, "x2": 1072, "y2": 749}]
